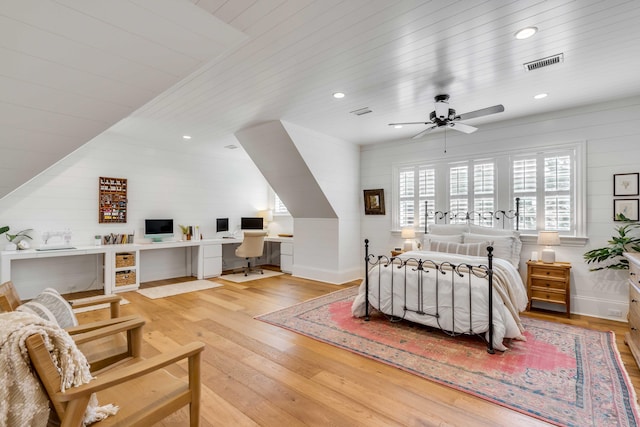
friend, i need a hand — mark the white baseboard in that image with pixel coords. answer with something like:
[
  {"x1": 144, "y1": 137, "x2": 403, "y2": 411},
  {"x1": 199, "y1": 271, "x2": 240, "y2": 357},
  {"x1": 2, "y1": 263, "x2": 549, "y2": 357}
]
[{"x1": 292, "y1": 264, "x2": 361, "y2": 285}]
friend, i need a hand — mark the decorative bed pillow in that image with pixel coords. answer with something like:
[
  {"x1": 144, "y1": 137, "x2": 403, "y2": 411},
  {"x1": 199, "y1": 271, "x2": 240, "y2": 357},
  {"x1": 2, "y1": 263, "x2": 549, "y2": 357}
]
[
  {"x1": 430, "y1": 241, "x2": 492, "y2": 257},
  {"x1": 463, "y1": 232, "x2": 520, "y2": 266},
  {"x1": 428, "y1": 224, "x2": 470, "y2": 235},
  {"x1": 16, "y1": 288, "x2": 78, "y2": 329},
  {"x1": 423, "y1": 233, "x2": 462, "y2": 245}
]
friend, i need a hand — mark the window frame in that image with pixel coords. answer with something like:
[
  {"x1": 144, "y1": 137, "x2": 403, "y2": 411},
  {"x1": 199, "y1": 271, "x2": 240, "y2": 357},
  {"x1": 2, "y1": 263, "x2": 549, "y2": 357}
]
[{"x1": 391, "y1": 141, "x2": 586, "y2": 239}]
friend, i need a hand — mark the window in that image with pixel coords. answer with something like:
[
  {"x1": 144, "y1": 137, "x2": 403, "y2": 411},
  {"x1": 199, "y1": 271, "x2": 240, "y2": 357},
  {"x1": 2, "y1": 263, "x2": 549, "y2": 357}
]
[
  {"x1": 392, "y1": 142, "x2": 584, "y2": 236},
  {"x1": 397, "y1": 165, "x2": 435, "y2": 228},
  {"x1": 274, "y1": 193, "x2": 289, "y2": 215}
]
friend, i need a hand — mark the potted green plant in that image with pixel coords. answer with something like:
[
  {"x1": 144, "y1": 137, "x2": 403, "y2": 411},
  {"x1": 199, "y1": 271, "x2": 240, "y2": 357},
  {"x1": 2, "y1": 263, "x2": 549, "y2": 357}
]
[
  {"x1": 583, "y1": 214, "x2": 640, "y2": 271},
  {"x1": 179, "y1": 224, "x2": 191, "y2": 240}
]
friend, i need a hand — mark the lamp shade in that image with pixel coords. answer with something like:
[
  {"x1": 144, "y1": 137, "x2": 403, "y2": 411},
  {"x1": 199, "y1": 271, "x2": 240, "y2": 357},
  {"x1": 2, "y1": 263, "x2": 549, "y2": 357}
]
[
  {"x1": 537, "y1": 231, "x2": 560, "y2": 246},
  {"x1": 538, "y1": 231, "x2": 560, "y2": 263},
  {"x1": 257, "y1": 209, "x2": 273, "y2": 222},
  {"x1": 401, "y1": 227, "x2": 416, "y2": 239}
]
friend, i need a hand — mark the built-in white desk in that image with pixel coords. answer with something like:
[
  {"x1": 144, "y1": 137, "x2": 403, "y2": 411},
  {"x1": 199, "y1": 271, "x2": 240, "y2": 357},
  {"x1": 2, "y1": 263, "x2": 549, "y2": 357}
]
[{"x1": 0, "y1": 236, "x2": 293, "y2": 296}]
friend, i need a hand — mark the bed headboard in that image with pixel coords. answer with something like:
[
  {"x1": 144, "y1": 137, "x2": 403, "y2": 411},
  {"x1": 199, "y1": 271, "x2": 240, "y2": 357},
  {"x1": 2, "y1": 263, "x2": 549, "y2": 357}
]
[{"x1": 423, "y1": 197, "x2": 520, "y2": 233}]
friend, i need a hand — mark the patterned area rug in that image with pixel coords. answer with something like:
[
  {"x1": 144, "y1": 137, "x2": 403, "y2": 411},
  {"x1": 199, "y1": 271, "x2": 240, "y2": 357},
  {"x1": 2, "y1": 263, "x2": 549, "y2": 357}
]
[{"x1": 256, "y1": 286, "x2": 640, "y2": 427}]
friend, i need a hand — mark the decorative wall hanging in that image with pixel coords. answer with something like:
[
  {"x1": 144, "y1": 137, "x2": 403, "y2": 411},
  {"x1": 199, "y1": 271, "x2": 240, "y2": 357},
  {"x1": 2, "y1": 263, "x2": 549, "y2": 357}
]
[
  {"x1": 613, "y1": 173, "x2": 639, "y2": 196},
  {"x1": 363, "y1": 189, "x2": 385, "y2": 215},
  {"x1": 99, "y1": 177, "x2": 127, "y2": 223},
  {"x1": 614, "y1": 199, "x2": 639, "y2": 221}
]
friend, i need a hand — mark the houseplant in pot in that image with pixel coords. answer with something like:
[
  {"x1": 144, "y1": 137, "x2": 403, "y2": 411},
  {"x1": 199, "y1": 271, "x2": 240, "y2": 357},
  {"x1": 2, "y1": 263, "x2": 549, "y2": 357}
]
[{"x1": 583, "y1": 214, "x2": 640, "y2": 271}]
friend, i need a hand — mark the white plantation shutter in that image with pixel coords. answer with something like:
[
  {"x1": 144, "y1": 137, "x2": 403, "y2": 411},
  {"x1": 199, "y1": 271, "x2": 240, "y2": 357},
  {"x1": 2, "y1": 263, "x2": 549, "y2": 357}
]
[
  {"x1": 392, "y1": 143, "x2": 582, "y2": 235},
  {"x1": 512, "y1": 152, "x2": 574, "y2": 232},
  {"x1": 274, "y1": 193, "x2": 289, "y2": 215},
  {"x1": 398, "y1": 165, "x2": 435, "y2": 227}
]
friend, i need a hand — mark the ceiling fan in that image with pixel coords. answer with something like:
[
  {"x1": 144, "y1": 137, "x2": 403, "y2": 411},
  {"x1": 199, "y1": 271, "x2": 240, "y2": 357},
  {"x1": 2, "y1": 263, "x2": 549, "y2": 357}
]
[{"x1": 389, "y1": 94, "x2": 504, "y2": 139}]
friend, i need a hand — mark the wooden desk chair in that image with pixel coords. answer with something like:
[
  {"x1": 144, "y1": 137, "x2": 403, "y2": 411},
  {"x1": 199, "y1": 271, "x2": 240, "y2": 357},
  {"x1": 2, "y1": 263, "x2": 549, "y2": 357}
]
[{"x1": 26, "y1": 333, "x2": 204, "y2": 427}]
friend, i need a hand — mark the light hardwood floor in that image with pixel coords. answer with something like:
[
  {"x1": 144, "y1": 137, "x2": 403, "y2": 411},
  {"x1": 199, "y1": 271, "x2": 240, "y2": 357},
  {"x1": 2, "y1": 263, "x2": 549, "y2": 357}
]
[{"x1": 73, "y1": 273, "x2": 640, "y2": 427}]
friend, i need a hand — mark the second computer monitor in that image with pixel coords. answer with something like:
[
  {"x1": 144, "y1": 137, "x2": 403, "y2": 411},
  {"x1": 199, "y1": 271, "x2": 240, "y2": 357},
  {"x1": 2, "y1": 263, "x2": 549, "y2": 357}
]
[
  {"x1": 216, "y1": 218, "x2": 229, "y2": 233},
  {"x1": 241, "y1": 217, "x2": 263, "y2": 230}
]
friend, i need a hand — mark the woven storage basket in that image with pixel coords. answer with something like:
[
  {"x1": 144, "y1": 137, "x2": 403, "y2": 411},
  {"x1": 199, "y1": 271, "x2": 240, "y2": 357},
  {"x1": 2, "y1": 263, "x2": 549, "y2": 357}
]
[
  {"x1": 115, "y1": 252, "x2": 135, "y2": 268},
  {"x1": 115, "y1": 270, "x2": 136, "y2": 287}
]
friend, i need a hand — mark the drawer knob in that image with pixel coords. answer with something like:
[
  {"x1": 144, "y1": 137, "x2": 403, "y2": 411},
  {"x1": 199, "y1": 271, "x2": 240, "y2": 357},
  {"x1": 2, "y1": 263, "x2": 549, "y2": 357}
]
[
  {"x1": 546, "y1": 271, "x2": 550, "y2": 275},
  {"x1": 633, "y1": 327, "x2": 638, "y2": 331},
  {"x1": 632, "y1": 272, "x2": 637, "y2": 276},
  {"x1": 633, "y1": 299, "x2": 639, "y2": 303}
]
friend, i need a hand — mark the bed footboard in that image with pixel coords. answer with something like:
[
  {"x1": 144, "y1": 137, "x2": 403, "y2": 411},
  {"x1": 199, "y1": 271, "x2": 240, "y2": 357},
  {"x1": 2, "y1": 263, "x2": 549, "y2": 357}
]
[{"x1": 363, "y1": 239, "x2": 496, "y2": 354}]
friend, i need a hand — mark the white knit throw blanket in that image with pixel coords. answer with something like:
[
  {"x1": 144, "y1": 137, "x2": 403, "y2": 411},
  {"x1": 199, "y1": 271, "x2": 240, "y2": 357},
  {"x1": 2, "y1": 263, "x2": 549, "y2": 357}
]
[{"x1": 0, "y1": 311, "x2": 118, "y2": 426}]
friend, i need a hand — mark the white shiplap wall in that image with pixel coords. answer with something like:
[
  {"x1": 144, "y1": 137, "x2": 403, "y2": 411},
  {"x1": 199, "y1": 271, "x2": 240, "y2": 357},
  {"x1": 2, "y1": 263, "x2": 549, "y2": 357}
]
[
  {"x1": 0, "y1": 129, "x2": 269, "y2": 298},
  {"x1": 360, "y1": 95, "x2": 640, "y2": 320}
]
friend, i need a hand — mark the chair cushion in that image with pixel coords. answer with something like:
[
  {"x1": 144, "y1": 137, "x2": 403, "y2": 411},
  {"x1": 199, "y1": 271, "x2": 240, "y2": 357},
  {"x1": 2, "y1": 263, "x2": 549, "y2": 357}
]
[{"x1": 17, "y1": 288, "x2": 78, "y2": 329}]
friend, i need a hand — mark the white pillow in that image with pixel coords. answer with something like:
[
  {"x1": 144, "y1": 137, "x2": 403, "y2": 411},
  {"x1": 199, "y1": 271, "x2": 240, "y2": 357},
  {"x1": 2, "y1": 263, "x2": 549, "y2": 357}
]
[
  {"x1": 424, "y1": 233, "x2": 462, "y2": 244},
  {"x1": 468, "y1": 224, "x2": 520, "y2": 237},
  {"x1": 430, "y1": 241, "x2": 492, "y2": 257},
  {"x1": 463, "y1": 232, "x2": 520, "y2": 266},
  {"x1": 17, "y1": 288, "x2": 78, "y2": 329},
  {"x1": 428, "y1": 224, "x2": 469, "y2": 235}
]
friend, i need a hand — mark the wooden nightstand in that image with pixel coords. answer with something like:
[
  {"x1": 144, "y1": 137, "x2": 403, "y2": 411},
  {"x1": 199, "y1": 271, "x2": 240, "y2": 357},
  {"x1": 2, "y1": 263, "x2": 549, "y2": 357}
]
[
  {"x1": 391, "y1": 250, "x2": 404, "y2": 257},
  {"x1": 526, "y1": 260, "x2": 572, "y2": 317}
]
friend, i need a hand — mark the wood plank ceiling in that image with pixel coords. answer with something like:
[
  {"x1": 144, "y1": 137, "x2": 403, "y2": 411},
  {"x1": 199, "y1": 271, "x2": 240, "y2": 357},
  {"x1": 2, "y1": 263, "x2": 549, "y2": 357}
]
[{"x1": 2, "y1": 0, "x2": 640, "y2": 198}]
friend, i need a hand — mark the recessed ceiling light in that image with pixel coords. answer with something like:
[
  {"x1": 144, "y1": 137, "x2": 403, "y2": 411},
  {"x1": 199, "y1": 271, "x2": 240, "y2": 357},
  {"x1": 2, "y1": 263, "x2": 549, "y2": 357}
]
[
  {"x1": 515, "y1": 26, "x2": 538, "y2": 40},
  {"x1": 333, "y1": 92, "x2": 345, "y2": 99},
  {"x1": 394, "y1": 125, "x2": 403, "y2": 129},
  {"x1": 534, "y1": 93, "x2": 548, "y2": 99},
  {"x1": 182, "y1": 135, "x2": 192, "y2": 140}
]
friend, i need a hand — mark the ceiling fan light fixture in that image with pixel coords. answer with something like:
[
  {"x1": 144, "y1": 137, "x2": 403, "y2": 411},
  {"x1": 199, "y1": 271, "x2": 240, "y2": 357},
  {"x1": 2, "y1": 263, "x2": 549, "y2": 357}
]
[{"x1": 515, "y1": 26, "x2": 538, "y2": 39}]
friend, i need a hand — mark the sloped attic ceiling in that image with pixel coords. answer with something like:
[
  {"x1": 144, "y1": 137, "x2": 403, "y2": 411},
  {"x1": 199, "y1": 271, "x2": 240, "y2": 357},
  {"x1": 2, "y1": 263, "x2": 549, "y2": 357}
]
[{"x1": 0, "y1": 0, "x2": 245, "y2": 199}]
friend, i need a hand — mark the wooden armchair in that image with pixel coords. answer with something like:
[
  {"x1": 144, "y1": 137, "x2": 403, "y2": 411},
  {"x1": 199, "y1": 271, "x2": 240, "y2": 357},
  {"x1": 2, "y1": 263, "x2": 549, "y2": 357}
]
[
  {"x1": 26, "y1": 332, "x2": 204, "y2": 427},
  {"x1": 0, "y1": 280, "x2": 122, "y2": 318},
  {"x1": 1, "y1": 280, "x2": 143, "y2": 372}
]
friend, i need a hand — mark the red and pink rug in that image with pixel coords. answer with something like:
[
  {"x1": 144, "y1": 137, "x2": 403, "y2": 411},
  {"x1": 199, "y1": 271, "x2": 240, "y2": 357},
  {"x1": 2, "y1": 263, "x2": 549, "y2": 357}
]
[{"x1": 256, "y1": 286, "x2": 640, "y2": 427}]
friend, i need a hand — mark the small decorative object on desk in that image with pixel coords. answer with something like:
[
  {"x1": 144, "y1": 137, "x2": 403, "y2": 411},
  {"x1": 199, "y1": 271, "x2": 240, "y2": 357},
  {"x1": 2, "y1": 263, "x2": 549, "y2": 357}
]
[{"x1": 3, "y1": 227, "x2": 33, "y2": 250}]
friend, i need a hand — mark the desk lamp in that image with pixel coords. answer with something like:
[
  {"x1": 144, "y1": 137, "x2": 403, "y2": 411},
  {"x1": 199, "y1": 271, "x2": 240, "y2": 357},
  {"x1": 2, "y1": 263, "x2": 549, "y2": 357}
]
[
  {"x1": 401, "y1": 227, "x2": 416, "y2": 251},
  {"x1": 537, "y1": 231, "x2": 561, "y2": 263},
  {"x1": 257, "y1": 209, "x2": 273, "y2": 234}
]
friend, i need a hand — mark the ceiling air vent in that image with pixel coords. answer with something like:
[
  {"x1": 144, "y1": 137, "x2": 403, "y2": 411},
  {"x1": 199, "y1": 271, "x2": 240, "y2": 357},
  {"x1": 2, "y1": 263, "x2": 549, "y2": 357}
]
[
  {"x1": 350, "y1": 107, "x2": 372, "y2": 116},
  {"x1": 523, "y1": 53, "x2": 564, "y2": 71}
]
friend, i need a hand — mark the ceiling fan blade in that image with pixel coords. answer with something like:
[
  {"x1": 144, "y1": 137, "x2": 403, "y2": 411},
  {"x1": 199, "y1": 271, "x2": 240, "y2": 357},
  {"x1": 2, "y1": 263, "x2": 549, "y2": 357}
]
[
  {"x1": 448, "y1": 122, "x2": 477, "y2": 134},
  {"x1": 457, "y1": 104, "x2": 504, "y2": 121},
  {"x1": 412, "y1": 125, "x2": 438, "y2": 139},
  {"x1": 388, "y1": 121, "x2": 431, "y2": 126}
]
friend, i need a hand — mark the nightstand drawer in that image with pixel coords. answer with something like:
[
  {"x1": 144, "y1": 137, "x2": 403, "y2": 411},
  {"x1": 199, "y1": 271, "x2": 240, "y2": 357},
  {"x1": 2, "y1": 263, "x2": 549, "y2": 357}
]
[
  {"x1": 531, "y1": 289, "x2": 566, "y2": 303},
  {"x1": 630, "y1": 262, "x2": 640, "y2": 287},
  {"x1": 530, "y1": 266, "x2": 568, "y2": 279},
  {"x1": 530, "y1": 277, "x2": 566, "y2": 291},
  {"x1": 630, "y1": 283, "x2": 640, "y2": 319}
]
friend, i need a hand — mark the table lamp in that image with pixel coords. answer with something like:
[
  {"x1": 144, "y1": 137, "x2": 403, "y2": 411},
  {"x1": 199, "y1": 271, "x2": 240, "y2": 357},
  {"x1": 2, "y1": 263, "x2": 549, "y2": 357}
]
[
  {"x1": 401, "y1": 227, "x2": 416, "y2": 251},
  {"x1": 537, "y1": 231, "x2": 560, "y2": 263}
]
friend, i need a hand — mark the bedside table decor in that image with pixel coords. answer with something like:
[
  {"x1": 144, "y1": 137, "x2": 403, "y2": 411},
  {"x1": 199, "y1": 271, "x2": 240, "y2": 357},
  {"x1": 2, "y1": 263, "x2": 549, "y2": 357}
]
[{"x1": 537, "y1": 231, "x2": 560, "y2": 263}]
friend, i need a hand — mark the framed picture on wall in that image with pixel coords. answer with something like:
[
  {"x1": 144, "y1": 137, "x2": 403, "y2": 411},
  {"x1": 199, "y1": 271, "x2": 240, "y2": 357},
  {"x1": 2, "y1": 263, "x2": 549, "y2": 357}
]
[
  {"x1": 613, "y1": 173, "x2": 639, "y2": 196},
  {"x1": 363, "y1": 189, "x2": 385, "y2": 215},
  {"x1": 614, "y1": 199, "x2": 639, "y2": 221}
]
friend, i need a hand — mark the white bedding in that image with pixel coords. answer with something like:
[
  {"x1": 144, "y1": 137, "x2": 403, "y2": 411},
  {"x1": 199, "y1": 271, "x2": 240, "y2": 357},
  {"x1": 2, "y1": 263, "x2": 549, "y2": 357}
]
[{"x1": 351, "y1": 250, "x2": 528, "y2": 351}]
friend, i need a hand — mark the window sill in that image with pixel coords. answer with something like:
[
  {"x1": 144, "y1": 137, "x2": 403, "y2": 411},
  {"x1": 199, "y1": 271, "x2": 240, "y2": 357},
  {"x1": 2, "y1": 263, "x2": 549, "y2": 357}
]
[{"x1": 519, "y1": 234, "x2": 588, "y2": 247}]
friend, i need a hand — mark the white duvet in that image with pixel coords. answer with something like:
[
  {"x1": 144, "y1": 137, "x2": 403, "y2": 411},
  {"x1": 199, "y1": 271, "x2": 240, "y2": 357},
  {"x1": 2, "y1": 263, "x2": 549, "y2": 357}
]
[{"x1": 351, "y1": 250, "x2": 528, "y2": 351}]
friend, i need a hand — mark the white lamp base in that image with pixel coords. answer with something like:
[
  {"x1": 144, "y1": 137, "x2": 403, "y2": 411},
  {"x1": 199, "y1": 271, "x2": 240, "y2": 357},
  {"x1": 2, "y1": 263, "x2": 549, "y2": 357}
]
[
  {"x1": 541, "y1": 248, "x2": 555, "y2": 263},
  {"x1": 403, "y1": 240, "x2": 413, "y2": 251}
]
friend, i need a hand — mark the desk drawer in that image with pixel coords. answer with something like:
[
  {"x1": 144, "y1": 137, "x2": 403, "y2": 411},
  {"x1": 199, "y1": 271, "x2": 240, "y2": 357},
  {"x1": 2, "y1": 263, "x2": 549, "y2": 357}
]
[
  {"x1": 203, "y1": 244, "x2": 222, "y2": 258},
  {"x1": 281, "y1": 242, "x2": 293, "y2": 256}
]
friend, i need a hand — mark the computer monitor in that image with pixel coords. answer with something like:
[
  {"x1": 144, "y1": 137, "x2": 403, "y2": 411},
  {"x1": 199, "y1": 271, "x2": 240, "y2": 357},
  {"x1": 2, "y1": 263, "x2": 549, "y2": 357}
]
[
  {"x1": 144, "y1": 219, "x2": 174, "y2": 242},
  {"x1": 241, "y1": 217, "x2": 263, "y2": 230},
  {"x1": 216, "y1": 218, "x2": 229, "y2": 233}
]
